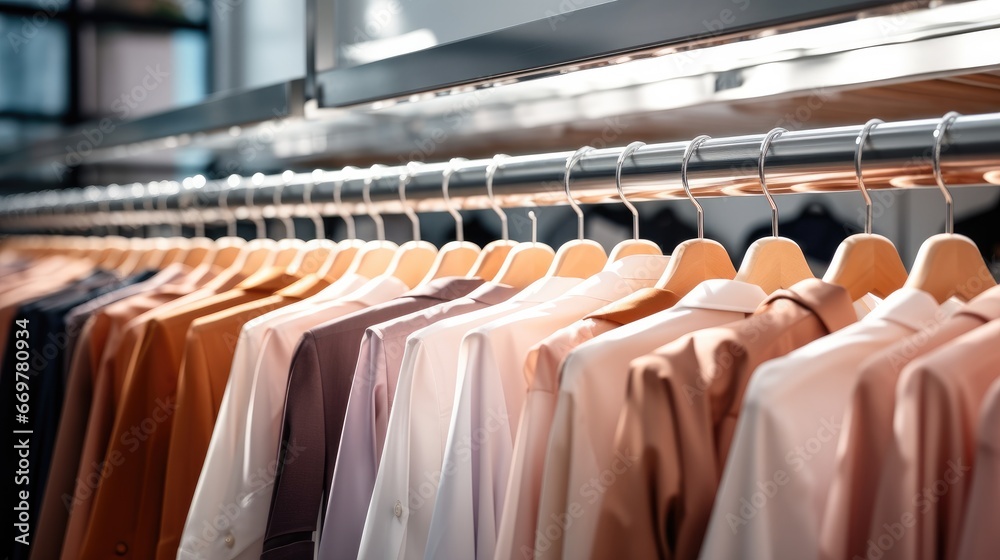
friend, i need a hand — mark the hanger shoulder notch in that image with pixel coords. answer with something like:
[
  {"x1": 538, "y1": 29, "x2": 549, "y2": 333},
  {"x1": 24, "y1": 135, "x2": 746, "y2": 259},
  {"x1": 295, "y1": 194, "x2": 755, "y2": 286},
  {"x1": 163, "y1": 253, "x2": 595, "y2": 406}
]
[
  {"x1": 493, "y1": 243, "x2": 556, "y2": 289},
  {"x1": 424, "y1": 241, "x2": 480, "y2": 282},
  {"x1": 608, "y1": 239, "x2": 662, "y2": 262},
  {"x1": 656, "y1": 238, "x2": 736, "y2": 295},
  {"x1": 824, "y1": 233, "x2": 908, "y2": 301},
  {"x1": 549, "y1": 239, "x2": 607, "y2": 279},
  {"x1": 904, "y1": 233, "x2": 996, "y2": 303},
  {"x1": 736, "y1": 236, "x2": 814, "y2": 294}
]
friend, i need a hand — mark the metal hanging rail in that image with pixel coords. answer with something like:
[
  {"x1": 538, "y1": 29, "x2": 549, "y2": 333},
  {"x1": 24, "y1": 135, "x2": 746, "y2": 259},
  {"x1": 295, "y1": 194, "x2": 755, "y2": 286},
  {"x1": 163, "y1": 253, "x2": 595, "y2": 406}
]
[{"x1": 1, "y1": 112, "x2": 999, "y2": 233}]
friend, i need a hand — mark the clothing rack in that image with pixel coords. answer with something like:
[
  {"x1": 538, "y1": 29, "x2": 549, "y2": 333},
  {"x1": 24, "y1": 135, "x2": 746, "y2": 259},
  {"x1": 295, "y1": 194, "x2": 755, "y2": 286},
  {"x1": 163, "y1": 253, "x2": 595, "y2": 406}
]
[{"x1": 2, "y1": 111, "x2": 1000, "y2": 233}]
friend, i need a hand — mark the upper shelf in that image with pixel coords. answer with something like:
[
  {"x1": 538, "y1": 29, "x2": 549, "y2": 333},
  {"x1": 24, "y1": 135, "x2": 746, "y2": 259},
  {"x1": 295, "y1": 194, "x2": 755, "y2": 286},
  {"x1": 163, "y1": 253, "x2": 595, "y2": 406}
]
[
  {"x1": 1, "y1": 0, "x2": 999, "y2": 192},
  {"x1": 312, "y1": 0, "x2": 903, "y2": 107}
]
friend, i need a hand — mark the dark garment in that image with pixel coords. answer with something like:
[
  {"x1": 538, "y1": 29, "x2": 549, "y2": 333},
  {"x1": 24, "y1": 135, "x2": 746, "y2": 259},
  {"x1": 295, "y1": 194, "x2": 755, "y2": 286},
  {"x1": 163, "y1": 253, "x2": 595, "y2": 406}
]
[
  {"x1": 956, "y1": 197, "x2": 1000, "y2": 279},
  {"x1": 61, "y1": 269, "x2": 159, "y2": 382},
  {"x1": 261, "y1": 278, "x2": 485, "y2": 559},
  {"x1": 3, "y1": 270, "x2": 119, "y2": 560},
  {"x1": 742, "y1": 200, "x2": 861, "y2": 266}
]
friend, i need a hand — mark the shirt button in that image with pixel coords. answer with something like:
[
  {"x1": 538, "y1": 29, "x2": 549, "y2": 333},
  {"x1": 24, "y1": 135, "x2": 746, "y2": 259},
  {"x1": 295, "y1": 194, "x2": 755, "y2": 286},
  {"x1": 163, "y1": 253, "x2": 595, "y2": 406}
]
[
  {"x1": 224, "y1": 534, "x2": 235, "y2": 548},
  {"x1": 393, "y1": 500, "x2": 403, "y2": 518},
  {"x1": 114, "y1": 542, "x2": 128, "y2": 556}
]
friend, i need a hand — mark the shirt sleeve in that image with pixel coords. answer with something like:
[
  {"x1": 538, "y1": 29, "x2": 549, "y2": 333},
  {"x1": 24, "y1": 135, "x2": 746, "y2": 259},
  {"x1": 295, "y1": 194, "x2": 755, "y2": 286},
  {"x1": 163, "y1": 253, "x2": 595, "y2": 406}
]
[
  {"x1": 320, "y1": 331, "x2": 383, "y2": 560},
  {"x1": 178, "y1": 328, "x2": 259, "y2": 560},
  {"x1": 260, "y1": 333, "x2": 326, "y2": 559},
  {"x1": 424, "y1": 331, "x2": 496, "y2": 560},
  {"x1": 358, "y1": 338, "x2": 429, "y2": 560},
  {"x1": 589, "y1": 352, "x2": 682, "y2": 560}
]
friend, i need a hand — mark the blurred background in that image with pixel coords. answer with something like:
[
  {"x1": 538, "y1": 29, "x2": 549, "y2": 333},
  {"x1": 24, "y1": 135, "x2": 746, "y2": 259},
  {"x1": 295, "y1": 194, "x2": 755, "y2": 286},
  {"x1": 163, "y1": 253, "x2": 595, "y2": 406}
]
[{"x1": 1, "y1": 0, "x2": 999, "y2": 275}]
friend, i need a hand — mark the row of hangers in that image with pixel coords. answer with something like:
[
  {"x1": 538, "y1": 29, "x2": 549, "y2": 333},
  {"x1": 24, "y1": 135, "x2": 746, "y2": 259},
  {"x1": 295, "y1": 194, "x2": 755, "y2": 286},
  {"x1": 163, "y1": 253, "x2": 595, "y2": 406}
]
[{"x1": 5, "y1": 112, "x2": 995, "y2": 304}]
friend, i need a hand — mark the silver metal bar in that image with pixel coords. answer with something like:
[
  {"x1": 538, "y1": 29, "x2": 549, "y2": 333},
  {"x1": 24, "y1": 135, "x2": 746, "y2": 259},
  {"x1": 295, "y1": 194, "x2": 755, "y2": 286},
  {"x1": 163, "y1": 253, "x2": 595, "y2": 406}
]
[{"x1": 1, "y1": 112, "x2": 999, "y2": 231}]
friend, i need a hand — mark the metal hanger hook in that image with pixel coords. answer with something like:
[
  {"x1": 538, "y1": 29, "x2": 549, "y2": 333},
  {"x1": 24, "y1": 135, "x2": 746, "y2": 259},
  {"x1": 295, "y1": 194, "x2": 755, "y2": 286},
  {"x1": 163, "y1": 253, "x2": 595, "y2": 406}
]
[
  {"x1": 274, "y1": 172, "x2": 296, "y2": 239},
  {"x1": 564, "y1": 146, "x2": 595, "y2": 240},
  {"x1": 486, "y1": 154, "x2": 510, "y2": 241},
  {"x1": 304, "y1": 171, "x2": 325, "y2": 240},
  {"x1": 933, "y1": 111, "x2": 961, "y2": 234},
  {"x1": 399, "y1": 162, "x2": 422, "y2": 241},
  {"x1": 855, "y1": 118, "x2": 883, "y2": 234},
  {"x1": 442, "y1": 157, "x2": 468, "y2": 242},
  {"x1": 759, "y1": 128, "x2": 787, "y2": 237},
  {"x1": 682, "y1": 135, "x2": 711, "y2": 239},
  {"x1": 363, "y1": 164, "x2": 387, "y2": 241},
  {"x1": 334, "y1": 166, "x2": 358, "y2": 240},
  {"x1": 239, "y1": 177, "x2": 267, "y2": 239},
  {"x1": 216, "y1": 180, "x2": 237, "y2": 238},
  {"x1": 616, "y1": 141, "x2": 646, "y2": 240}
]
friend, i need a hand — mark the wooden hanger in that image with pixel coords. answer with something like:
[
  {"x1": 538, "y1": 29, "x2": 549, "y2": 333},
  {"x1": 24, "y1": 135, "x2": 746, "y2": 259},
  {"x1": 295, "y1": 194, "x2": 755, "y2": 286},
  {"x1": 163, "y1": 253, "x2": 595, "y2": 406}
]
[
  {"x1": 230, "y1": 175, "x2": 291, "y2": 284},
  {"x1": 657, "y1": 135, "x2": 737, "y2": 296},
  {"x1": 546, "y1": 146, "x2": 608, "y2": 278},
  {"x1": 903, "y1": 112, "x2": 996, "y2": 302},
  {"x1": 378, "y1": 164, "x2": 438, "y2": 288},
  {"x1": 338, "y1": 167, "x2": 398, "y2": 279},
  {"x1": 823, "y1": 119, "x2": 908, "y2": 301},
  {"x1": 466, "y1": 158, "x2": 519, "y2": 280},
  {"x1": 288, "y1": 172, "x2": 341, "y2": 278},
  {"x1": 734, "y1": 128, "x2": 815, "y2": 293},
  {"x1": 422, "y1": 158, "x2": 481, "y2": 282},
  {"x1": 480, "y1": 155, "x2": 555, "y2": 288},
  {"x1": 605, "y1": 142, "x2": 662, "y2": 264}
]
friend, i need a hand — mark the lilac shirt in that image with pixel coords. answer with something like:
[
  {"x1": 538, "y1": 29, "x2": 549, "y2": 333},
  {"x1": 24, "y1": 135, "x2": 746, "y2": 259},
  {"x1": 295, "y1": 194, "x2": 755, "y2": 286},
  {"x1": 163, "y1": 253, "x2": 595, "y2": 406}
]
[{"x1": 318, "y1": 282, "x2": 518, "y2": 560}]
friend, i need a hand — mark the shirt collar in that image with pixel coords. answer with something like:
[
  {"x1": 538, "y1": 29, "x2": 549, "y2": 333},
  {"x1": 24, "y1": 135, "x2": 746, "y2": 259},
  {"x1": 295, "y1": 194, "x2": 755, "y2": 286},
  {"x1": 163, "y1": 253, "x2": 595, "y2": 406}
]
[
  {"x1": 401, "y1": 277, "x2": 484, "y2": 301},
  {"x1": 675, "y1": 278, "x2": 768, "y2": 313},
  {"x1": 959, "y1": 284, "x2": 1000, "y2": 323},
  {"x1": 233, "y1": 268, "x2": 302, "y2": 292},
  {"x1": 562, "y1": 270, "x2": 647, "y2": 304},
  {"x1": 343, "y1": 274, "x2": 410, "y2": 306},
  {"x1": 586, "y1": 287, "x2": 681, "y2": 326},
  {"x1": 508, "y1": 276, "x2": 584, "y2": 304},
  {"x1": 304, "y1": 272, "x2": 370, "y2": 300},
  {"x1": 604, "y1": 254, "x2": 672, "y2": 289},
  {"x1": 862, "y1": 287, "x2": 948, "y2": 331},
  {"x1": 464, "y1": 282, "x2": 520, "y2": 306},
  {"x1": 763, "y1": 278, "x2": 856, "y2": 333}
]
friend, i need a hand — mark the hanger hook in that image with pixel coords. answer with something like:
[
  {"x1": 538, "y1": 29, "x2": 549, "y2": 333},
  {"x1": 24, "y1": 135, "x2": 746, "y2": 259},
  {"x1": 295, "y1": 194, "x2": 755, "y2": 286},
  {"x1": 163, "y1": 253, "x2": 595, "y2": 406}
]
[
  {"x1": 241, "y1": 176, "x2": 267, "y2": 239},
  {"x1": 177, "y1": 181, "x2": 204, "y2": 239},
  {"x1": 215, "y1": 180, "x2": 234, "y2": 237},
  {"x1": 486, "y1": 154, "x2": 510, "y2": 241},
  {"x1": 99, "y1": 188, "x2": 118, "y2": 237},
  {"x1": 759, "y1": 128, "x2": 787, "y2": 237},
  {"x1": 528, "y1": 210, "x2": 538, "y2": 244},
  {"x1": 682, "y1": 135, "x2": 711, "y2": 239},
  {"x1": 565, "y1": 146, "x2": 595, "y2": 240},
  {"x1": 274, "y1": 171, "x2": 296, "y2": 239},
  {"x1": 399, "y1": 162, "x2": 422, "y2": 241},
  {"x1": 933, "y1": 111, "x2": 961, "y2": 234},
  {"x1": 334, "y1": 166, "x2": 358, "y2": 240},
  {"x1": 616, "y1": 141, "x2": 645, "y2": 240},
  {"x1": 363, "y1": 164, "x2": 387, "y2": 241},
  {"x1": 855, "y1": 119, "x2": 883, "y2": 234},
  {"x1": 304, "y1": 170, "x2": 325, "y2": 240},
  {"x1": 157, "y1": 182, "x2": 183, "y2": 237},
  {"x1": 442, "y1": 157, "x2": 467, "y2": 242}
]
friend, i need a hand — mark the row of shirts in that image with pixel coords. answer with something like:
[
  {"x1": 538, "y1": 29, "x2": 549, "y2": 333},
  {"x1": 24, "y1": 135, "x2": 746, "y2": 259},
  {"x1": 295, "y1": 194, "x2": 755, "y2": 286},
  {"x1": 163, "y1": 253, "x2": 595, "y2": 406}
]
[{"x1": 2, "y1": 249, "x2": 999, "y2": 560}]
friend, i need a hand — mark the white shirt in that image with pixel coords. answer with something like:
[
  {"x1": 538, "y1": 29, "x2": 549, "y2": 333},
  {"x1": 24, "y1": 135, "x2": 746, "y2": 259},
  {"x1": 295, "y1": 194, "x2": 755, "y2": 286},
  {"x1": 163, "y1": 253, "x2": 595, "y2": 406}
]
[
  {"x1": 531, "y1": 279, "x2": 768, "y2": 560},
  {"x1": 178, "y1": 273, "x2": 401, "y2": 560},
  {"x1": 426, "y1": 256, "x2": 670, "y2": 560},
  {"x1": 698, "y1": 288, "x2": 953, "y2": 560},
  {"x1": 357, "y1": 276, "x2": 582, "y2": 560}
]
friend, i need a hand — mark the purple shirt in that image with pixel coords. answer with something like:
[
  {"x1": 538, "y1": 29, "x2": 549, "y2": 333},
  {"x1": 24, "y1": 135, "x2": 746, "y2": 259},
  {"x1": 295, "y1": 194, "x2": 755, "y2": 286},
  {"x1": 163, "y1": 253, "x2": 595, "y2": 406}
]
[
  {"x1": 261, "y1": 277, "x2": 492, "y2": 559},
  {"x1": 318, "y1": 282, "x2": 518, "y2": 560}
]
